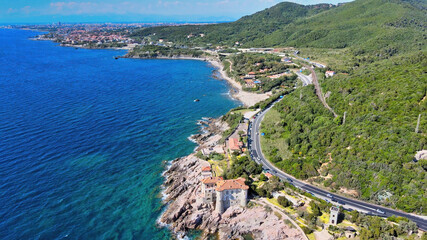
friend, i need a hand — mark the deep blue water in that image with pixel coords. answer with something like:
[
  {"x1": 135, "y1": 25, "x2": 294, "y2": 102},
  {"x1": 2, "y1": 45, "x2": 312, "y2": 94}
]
[{"x1": 0, "y1": 29, "x2": 239, "y2": 239}]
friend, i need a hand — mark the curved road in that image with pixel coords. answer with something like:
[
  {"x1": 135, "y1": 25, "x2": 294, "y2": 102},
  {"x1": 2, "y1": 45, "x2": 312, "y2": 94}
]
[{"x1": 247, "y1": 99, "x2": 427, "y2": 230}]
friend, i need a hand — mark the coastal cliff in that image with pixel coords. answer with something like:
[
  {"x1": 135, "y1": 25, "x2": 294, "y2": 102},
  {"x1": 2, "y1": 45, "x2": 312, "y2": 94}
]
[{"x1": 160, "y1": 118, "x2": 306, "y2": 240}]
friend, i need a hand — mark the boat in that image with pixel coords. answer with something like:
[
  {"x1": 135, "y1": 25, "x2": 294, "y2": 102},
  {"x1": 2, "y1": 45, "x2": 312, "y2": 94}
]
[{"x1": 194, "y1": 99, "x2": 200, "y2": 102}]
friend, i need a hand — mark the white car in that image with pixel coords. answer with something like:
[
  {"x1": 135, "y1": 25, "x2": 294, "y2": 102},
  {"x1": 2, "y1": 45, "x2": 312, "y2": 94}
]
[{"x1": 376, "y1": 209, "x2": 385, "y2": 215}]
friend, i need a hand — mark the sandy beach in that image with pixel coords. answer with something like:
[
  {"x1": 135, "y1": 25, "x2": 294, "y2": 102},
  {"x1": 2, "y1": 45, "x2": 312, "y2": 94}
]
[{"x1": 208, "y1": 59, "x2": 271, "y2": 107}]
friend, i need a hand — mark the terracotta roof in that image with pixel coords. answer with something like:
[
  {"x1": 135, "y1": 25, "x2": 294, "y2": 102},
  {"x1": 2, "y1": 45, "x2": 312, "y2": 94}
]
[
  {"x1": 228, "y1": 138, "x2": 242, "y2": 151},
  {"x1": 264, "y1": 173, "x2": 273, "y2": 179},
  {"x1": 215, "y1": 177, "x2": 249, "y2": 191},
  {"x1": 201, "y1": 166, "x2": 211, "y2": 172},
  {"x1": 201, "y1": 176, "x2": 223, "y2": 184}
]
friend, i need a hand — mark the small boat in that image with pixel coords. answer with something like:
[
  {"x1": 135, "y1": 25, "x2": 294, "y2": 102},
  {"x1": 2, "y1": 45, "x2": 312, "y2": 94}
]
[
  {"x1": 114, "y1": 56, "x2": 119, "y2": 60},
  {"x1": 194, "y1": 99, "x2": 200, "y2": 102}
]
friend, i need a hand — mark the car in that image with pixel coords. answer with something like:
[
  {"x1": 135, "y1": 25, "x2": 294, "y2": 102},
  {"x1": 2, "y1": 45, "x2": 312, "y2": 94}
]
[
  {"x1": 331, "y1": 197, "x2": 337, "y2": 202},
  {"x1": 376, "y1": 209, "x2": 385, "y2": 215},
  {"x1": 327, "y1": 193, "x2": 332, "y2": 198},
  {"x1": 337, "y1": 200, "x2": 346, "y2": 205},
  {"x1": 286, "y1": 177, "x2": 293, "y2": 182},
  {"x1": 273, "y1": 170, "x2": 277, "y2": 174}
]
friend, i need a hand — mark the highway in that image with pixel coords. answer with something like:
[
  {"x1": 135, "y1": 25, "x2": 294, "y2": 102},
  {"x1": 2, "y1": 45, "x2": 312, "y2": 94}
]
[
  {"x1": 247, "y1": 99, "x2": 427, "y2": 230},
  {"x1": 295, "y1": 71, "x2": 312, "y2": 86}
]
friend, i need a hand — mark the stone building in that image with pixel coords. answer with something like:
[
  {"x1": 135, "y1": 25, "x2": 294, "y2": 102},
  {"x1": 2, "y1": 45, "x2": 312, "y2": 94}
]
[
  {"x1": 215, "y1": 178, "x2": 249, "y2": 213},
  {"x1": 200, "y1": 169, "x2": 249, "y2": 213},
  {"x1": 330, "y1": 206, "x2": 340, "y2": 225},
  {"x1": 201, "y1": 176, "x2": 223, "y2": 204},
  {"x1": 201, "y1": 166, "x2": 213, "y2": 179}
]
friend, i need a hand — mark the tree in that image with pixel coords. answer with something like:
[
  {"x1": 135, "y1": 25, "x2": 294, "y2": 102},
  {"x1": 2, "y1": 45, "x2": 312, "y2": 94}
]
[
  {"x1": 309, "y1": 201, "x2": 322, "y2": 216},
  {"x1": 278, "y1": 196, "x2": 291, "y2": 207},
  {"x1": 259, "y1": 173, "x2": 267, "y2": 181}
]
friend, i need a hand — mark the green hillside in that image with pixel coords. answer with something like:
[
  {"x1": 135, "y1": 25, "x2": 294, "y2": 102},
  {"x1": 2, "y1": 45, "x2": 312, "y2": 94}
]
[
  {"x1": 256, "y1": 0, "x2": 427, "y2": 213},
  {"x1": 131, "y1": 2, "x2": 333, "y2": 46},
  {"x1": 132, "y1": 0, "x2": 427, "y2": 213}
]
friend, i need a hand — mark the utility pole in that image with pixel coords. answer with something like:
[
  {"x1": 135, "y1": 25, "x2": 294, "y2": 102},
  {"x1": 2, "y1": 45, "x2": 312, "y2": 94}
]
[{"x1": 415, "y1": 114, "x2": 421, "y2": 133}]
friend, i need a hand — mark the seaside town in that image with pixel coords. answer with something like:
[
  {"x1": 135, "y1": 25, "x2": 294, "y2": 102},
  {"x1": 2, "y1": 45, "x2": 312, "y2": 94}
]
[{"x1": 5, "y1": 9, "x2": 426, "y2": 239}]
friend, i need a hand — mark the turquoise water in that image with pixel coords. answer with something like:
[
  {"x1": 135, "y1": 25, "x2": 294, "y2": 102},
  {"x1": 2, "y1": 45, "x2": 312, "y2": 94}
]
[{"x1": 0, "y1": 29, "x2": 239, "y2": 239}]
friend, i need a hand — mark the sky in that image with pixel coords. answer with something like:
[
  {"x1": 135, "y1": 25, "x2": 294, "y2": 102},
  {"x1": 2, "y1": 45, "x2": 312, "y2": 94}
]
[{"x1": 0, "y1": 0, "x2": 352, "y2": 24}]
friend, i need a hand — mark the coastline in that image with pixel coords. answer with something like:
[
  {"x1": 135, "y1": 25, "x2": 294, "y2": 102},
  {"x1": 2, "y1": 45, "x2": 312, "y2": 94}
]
[
  {"x1": 159, "y1": 118, "x2": 306, "y2": 240},
  {"x1": 27, "y1": 33, "x2": 299, "y2": 238}
]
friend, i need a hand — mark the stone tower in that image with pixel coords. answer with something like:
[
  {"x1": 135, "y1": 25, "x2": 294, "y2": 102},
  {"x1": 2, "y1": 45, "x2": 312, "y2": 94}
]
[
  {"x1": 216, "y1": 191, "x2": 224, "y2": 213},
  {"x1": 330, "y1": 206, "x2": 340, "y2": 225}
]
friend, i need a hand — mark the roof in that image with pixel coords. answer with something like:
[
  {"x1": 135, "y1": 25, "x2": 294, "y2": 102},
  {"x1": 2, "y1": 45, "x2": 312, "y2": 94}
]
[
  {"x1": 248, "y1": 72, "x2": 256, "y2": 75},
  {"x1": 201, "y1": 176, "x2": 223, "y2": 184},
  {"x1": 345, "y1": 226, "x2": 356, "y2": 232},
  {"x1": 330, "y1": 206, "x2": 340, "y2": 212},
  {"x1": 264, "y1": 173, "x2": 273, "y2": 179},
  {"x1": 216, "y1": 177, "x2": 249, "y2": 191},
  {"x1": 228, "y1": 138, "x2": 242, "y2": 151},
  {"x1": 202, "y1": 166, "x2": 211, "y2": 172}
]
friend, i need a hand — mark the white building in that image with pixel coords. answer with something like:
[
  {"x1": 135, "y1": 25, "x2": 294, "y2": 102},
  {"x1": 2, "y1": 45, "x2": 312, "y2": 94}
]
[{"x1": 330, "y1": 206, "x2": 340, "y2": 225}]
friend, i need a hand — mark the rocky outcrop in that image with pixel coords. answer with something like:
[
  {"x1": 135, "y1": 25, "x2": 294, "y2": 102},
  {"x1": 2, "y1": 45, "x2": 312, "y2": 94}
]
[{"x1": 160, "y1": 154, "x2": 305, "y2": 240}]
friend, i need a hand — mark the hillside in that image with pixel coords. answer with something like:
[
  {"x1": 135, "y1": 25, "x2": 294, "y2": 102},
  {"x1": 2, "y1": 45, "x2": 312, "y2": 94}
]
[
  {"x1": 256, "y1": 0, "x2": 427, "y2": 213},
  {"x1": 132, "y1": 0, "x2": 427, "y2": 214},
  {"x1": 130, "y1": 2, "x2": 333, "y2": 46}
]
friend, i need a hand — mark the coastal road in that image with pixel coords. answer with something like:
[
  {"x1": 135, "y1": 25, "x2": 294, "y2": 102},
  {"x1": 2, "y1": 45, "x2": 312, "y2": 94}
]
[
  {"x1": 295, "y1": 71, "x2": 312, "y2": 86},
  {"x1": 247, "y1": 99, "x2": 427, "y2": 230}
]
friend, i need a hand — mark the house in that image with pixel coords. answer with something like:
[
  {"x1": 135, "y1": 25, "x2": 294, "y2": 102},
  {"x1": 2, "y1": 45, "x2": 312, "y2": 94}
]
[
  {"x1": 268, "y1": 72, "x2": 287, "y2": 79},
  {"x1": 325, "y1": 71, "x2": 336, "y2": 78},
  {"x1": 264, "y1": 172, "x2": 273, "y2": 179},
  {"x1": 281, "y1": 57, "x2": 293, "y2": 63},
  {"x1": 245, "y1": 79, "x2": 256, "y2": 88},
  {"x1": 228, "y1": 137, "x2": 243, "y2": 152},
  {"x1": 330, "y1": 206, "x2": 340, "y2": 225},
  {"x1": 201, "y1": 166, "x2": 213, "y2": 179},
  {"x1": 344, "y1": 226, "x2": 357, "y2": 238},
  {"x1": 215, "y1": 178, "x2": 249, "y2": 213},
  {"x1": 201, "y1": 176, "x2": 223, "y2": 204}
]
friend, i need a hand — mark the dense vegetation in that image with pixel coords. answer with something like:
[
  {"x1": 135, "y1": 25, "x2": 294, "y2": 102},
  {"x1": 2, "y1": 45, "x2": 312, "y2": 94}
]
[
  {"x1": 126, "y1": 45, "x2": 205, "y2": 58},
  {"x1": 132, "y1": 0, "x2": 427, "y2": 214},
  {"x1": 131, "y1": 0, "x2": 426, "y2": 52},
  {"x1": 223, "y1": 155, "x2": 263, "y2": 180},
  {"x1": 130, "y1": 2, "x2": 333, "y2": 47}
]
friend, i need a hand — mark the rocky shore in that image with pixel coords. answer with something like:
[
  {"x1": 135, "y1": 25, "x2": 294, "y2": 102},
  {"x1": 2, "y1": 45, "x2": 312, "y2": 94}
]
[{"x1": 159, "y1": 118, "x2": 306, "y2": 240}]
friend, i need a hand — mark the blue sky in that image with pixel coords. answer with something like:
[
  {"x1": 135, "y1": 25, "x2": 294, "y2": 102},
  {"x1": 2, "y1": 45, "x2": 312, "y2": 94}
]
[{"x1": 0, "y1": 0, "x2": 352, "y2": 23}]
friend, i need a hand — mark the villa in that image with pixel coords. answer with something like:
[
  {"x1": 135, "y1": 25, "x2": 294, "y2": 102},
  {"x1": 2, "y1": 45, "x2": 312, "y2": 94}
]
[
  {"x1": 245, "y1": 79, "x2": 256, "y2": 88},
  {"x1": 228, "y1": 137, "x2": 243, "y2": 152},
  {"x1": 200, "y1": 168, "x2": 249, "y2": 213}
]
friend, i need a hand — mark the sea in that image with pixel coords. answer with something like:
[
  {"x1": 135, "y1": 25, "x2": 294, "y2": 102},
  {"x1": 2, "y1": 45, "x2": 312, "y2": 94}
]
[{"x1": 0, "y1": 29, "x2": 240, "y2": 239}]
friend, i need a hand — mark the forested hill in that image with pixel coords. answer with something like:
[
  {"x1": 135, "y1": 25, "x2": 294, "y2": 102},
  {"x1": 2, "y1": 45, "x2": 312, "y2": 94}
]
[
  {"x1": 131, "y1": 0, "x2": 427, "y2": 214},
  {"x1": 130, "y1": 2, "x2": 333, "y2": 46},
  {"x1": 132, "y1": 0, "x2": 426, "y2": 50}
]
